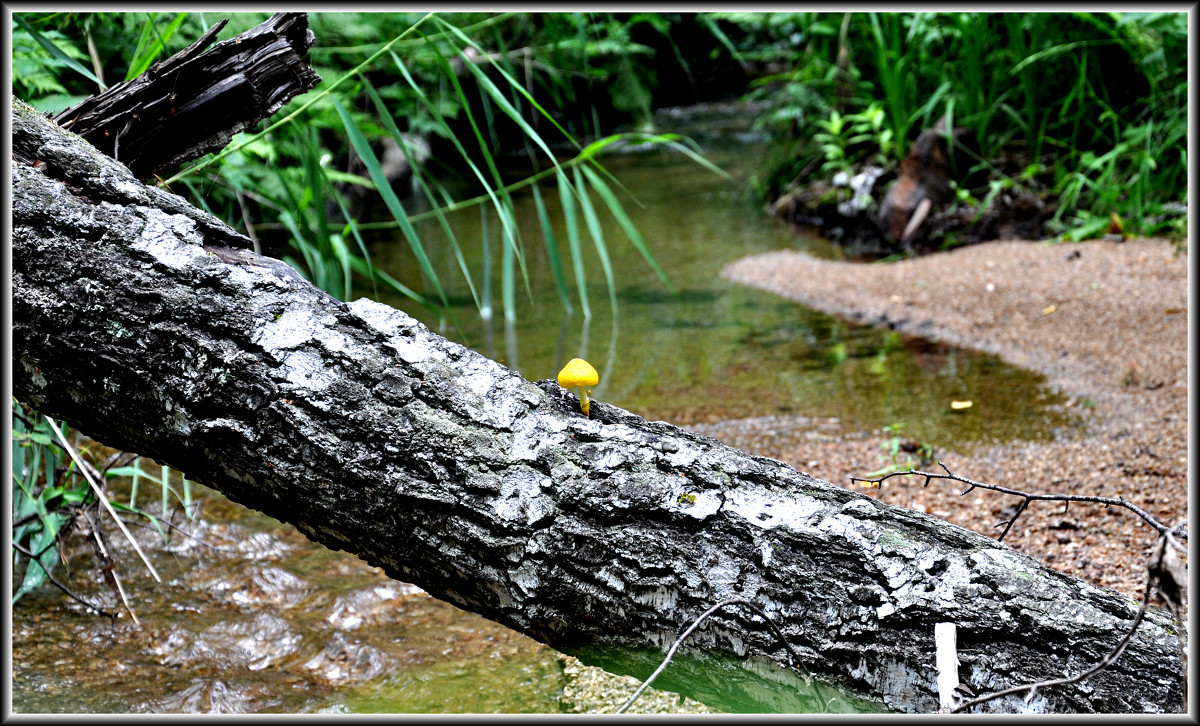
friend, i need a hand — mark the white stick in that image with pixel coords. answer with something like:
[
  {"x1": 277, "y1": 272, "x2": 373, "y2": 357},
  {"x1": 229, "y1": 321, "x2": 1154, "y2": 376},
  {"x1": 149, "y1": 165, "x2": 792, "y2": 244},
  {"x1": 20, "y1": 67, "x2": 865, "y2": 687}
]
[
  {"x1": 935, "y1": 621, "x2": 960, "y2": 713},
  {"x1": 81, "y1": 508, "x2": 140, "y2": 625},
  {"x1": 902, "y1": 196, "x2": 933, "y2": 243},
  {"x1": 46, "y1": 416, "x2": 162, "y2": 583}
]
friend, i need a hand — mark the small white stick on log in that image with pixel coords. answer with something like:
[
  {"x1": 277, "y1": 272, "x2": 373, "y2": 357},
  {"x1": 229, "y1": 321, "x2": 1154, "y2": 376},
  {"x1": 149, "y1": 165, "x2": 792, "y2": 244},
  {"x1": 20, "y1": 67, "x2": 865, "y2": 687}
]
[{"x1": 935, "y1": 622, "x2": 960, "y2": 713}]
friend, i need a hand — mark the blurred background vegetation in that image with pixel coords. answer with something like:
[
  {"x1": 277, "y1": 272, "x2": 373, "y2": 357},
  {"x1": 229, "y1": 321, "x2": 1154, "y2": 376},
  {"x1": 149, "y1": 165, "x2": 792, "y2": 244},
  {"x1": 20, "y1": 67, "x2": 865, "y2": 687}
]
[
  {"x1": 10, "y1": 10, "x2": 1189, "y2": 604},
  {"x1": 726, "y1": 12, "x2": 1188, "y2": 243},
  {"x1": 14, "y1": 12, "x2": 1188, "y2": 305}
]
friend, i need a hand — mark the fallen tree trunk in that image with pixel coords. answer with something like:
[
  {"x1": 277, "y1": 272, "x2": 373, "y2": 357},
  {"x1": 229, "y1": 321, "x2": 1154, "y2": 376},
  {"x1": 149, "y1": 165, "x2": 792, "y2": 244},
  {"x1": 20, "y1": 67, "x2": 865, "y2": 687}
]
[{"x1": 11, "y1": 98, "x2": 1184, "y2": 714}]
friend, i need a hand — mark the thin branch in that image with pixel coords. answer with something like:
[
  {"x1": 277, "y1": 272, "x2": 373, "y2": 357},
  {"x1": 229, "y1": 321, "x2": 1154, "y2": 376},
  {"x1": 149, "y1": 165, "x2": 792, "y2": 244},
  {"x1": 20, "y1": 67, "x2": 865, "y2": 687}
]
[
  {"x1": 80, "y1": 508, "x2": 140, "y2": 626},
  {"x1": 45, "y1": 416, "x2": 162, "y2": 583},
  {"x1": 615, "y1": 598, "x2": 807, "y2": 714},
  {"x1": 950, "y1": 564, "x2": 1156, "y2": 712},
  {"x1": 853, "y1": 462, "x2": 1187, "y2": 712},
  {"x1": 851, "y1": 460, "x2": 1183, "y2": 543},
  {"x1": 122, "y1": 513, "x2": 228, "y2": 554},
  {"x1": 13, "y1": 537, "x2": 116, "y2": 619},
  {"x1": 98, "y1": 450, "x2": 137, "y2": 477},
  {"x1": 12, "y1": 510, "x2": 44, "y2": 530},
  {"x1": 11, "y1": 405, "x2": 37, "y2": 429}
]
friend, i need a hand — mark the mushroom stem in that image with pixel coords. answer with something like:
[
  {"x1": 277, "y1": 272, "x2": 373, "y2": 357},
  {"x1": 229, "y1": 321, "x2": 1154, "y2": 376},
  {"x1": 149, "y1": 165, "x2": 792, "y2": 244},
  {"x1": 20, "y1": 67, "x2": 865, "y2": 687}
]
[{"x1": 576, "y1": 387, "x2": 591, "y2": 417}]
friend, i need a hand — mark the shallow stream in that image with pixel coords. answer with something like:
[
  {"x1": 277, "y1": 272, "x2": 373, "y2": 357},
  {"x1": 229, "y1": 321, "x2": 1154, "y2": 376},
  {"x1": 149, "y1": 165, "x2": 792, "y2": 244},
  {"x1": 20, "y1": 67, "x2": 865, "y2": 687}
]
[{"x1": 11, "y1": 102, "x2": 1079, "y2": 714}]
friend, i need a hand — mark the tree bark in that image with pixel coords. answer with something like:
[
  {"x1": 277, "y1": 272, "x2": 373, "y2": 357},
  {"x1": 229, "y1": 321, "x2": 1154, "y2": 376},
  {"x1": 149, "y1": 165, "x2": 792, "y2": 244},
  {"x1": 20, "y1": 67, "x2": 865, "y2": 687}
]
[
  {"x1": 10, "y1": 98, "x2": 1184, "y2": 714},
  {"x1": 51, "y1": 12, "x2": 320, "y2": 180}
]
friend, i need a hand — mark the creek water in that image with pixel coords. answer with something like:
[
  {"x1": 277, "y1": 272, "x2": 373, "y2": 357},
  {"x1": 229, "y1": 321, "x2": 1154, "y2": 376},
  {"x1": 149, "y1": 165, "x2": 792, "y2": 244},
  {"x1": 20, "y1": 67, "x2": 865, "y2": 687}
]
[
  {"x1": 11, "y1": 101, "x2": 1078, "y2": 714},
  {"x1": 384, "y1": 101, "x2": 1076, "y2": 446}
]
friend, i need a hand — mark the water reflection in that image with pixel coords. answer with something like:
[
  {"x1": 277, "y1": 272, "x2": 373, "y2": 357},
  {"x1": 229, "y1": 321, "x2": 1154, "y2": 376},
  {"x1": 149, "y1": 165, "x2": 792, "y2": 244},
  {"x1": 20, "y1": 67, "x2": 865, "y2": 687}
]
[{"x1": 367, "y1": 112, "x2": 1076, "y2": 447}]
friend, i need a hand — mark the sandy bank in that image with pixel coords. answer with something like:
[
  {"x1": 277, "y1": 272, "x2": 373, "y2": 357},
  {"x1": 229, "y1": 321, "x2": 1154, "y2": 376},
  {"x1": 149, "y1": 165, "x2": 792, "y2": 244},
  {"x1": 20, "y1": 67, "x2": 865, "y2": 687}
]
[{"x1": 712, "y1": 238, "x2": 1188, "y2": 599}]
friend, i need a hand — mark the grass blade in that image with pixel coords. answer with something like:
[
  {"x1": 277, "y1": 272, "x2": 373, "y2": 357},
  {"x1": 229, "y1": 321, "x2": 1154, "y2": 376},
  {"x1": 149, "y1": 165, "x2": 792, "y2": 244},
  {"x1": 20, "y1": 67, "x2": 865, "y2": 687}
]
[
  {"x1": 501, "y1": 212, "x2": 516, "y2": 323},
  {"x1": 361, "y1": 78, "x2": 482, "y2": 311},
  {"x1": 580, "y1": 163, "x2": 674, "y2": 293},
  {"x1": 572, "y1": 166, "x2": 618, "y2": 319},
  {"x1": 558, "y1": 171, "x2": 590, "y2": 319},
  {"x1": 531, "y1": 183, "x2": 574, "y2": 313},
  {"x1": 126, "y1": 12, "x2": 188, "y2": 80},
  {"x1": 480, "y1": 206, "x2": 493, "y2": 320},
  {"x1": 330, "y1": 234, "x2": 353, "y2": 302},
  {"x1": 433, "y1": 16, "x2": 581, "y2": 155},
  {"x1": 416, "y1": 37, "x2": 529, "y2": 289},
  {"x1": 347, "y1": 256, "x2": 438, "y2": 316},
  {"x1": 331, "y1": 94, "x2": 450, "y2": 311},
  {"x1": 389, "y1": 49, "x2": 525, "y2": 292},
  {"x1": 13, "y1": 13, "x2": 107, "y2": 90}
]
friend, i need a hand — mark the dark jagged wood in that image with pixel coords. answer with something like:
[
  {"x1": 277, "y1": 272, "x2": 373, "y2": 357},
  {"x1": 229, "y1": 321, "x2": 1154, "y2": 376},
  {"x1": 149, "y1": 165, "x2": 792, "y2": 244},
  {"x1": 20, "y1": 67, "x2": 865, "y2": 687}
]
[
  {"x1": 50, "y1": 12, "x2": 320, "y2": 180},
  {"x1": 11, "y1": 98, "x2": 1185, "y2": 714}
]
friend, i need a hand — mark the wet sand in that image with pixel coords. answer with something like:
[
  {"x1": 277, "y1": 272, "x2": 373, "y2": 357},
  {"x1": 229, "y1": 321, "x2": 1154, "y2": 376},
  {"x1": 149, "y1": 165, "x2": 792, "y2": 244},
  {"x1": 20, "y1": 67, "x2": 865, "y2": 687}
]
[{"x1": 716, "y1": 237, "x2": 1188, "y2": 600}]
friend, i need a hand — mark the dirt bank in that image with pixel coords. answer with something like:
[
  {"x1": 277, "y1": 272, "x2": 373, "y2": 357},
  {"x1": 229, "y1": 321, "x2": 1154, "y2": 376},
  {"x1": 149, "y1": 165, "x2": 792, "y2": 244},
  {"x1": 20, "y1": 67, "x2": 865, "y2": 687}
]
[{"x1": 716, "y1": 237, "x2": 1188, "y2": 600}]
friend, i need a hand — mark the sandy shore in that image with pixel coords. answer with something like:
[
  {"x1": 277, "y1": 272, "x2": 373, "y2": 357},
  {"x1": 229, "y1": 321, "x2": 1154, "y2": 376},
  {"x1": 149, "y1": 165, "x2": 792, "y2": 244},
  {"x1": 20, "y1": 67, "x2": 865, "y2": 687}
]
[{"x1": 715, "y1": 237, "x2": 1188, "y2": 600}]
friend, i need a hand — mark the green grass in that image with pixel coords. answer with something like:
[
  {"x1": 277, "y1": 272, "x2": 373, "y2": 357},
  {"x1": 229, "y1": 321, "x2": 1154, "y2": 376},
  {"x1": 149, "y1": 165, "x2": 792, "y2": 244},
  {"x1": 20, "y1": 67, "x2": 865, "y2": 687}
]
[{"x1": 737, "y1": 11, "x2": 1188, "y2": 243}]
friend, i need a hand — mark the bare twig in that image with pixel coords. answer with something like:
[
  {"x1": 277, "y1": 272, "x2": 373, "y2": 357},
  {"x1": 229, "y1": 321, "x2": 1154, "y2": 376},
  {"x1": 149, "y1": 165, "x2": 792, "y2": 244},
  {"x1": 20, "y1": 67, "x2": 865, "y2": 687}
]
[
  {"x1": 123, "y1": 513, "x2": 227, "y2": 554},
  {"x1": 948, "y1": 529, "x2": 1187, "y2": 713},
  {"x1": 1147, "y1": 535, "x2": 1188, "y2": 711},
  {"x1": 11, "y1": 405, "x2": 37, "y2": 429},
  {"x1": 12, "y1": 540, "x2": 117, "y2": 618},
  {"x1": 850, "y1": 461, "x2": 1184, "y2": 545},
  {"x1": 80, "y1": 508, "x2": 140, "y2": 626},
  {"x1": 615, "y1": 598, "x2": 807, "y2": 714},
  {"x1": 852, "y1": 462, "x2": 1186, "y2": 712},
  {"x1": 950, "y1": 578, "x2": 1152, "y2": 712},
  {"x1": 13, "y1": 510, "x2": 46, "y2": 530},
  {"x1": 45, "y1": 416, "x2": 162, "y2": 583}
]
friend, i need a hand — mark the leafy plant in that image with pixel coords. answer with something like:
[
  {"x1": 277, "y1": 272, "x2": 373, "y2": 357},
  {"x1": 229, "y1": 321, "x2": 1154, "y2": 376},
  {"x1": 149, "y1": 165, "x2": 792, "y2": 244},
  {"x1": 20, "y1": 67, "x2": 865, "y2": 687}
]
[
  {"x1": 863, "y1": 422, "x2": 936, "y2": 479},
  {"x1": 11, "y1": 403, "x2": 76, "y2": 603},
  {"x1": 11, "y1": 15, "x2": 96, "y2": 114},
  {"x1": 12, "y1": 13, "x2": 737, "y2": 608},
  {"x1": 11, "y1": 400, "x2": 189, "y2": 605},
  {"x1": 812, "y1": 103, "x2": 894, "y2": 174},
  {"x1": 739, "y1": 12, "x2": 1187, "y2": 244}
]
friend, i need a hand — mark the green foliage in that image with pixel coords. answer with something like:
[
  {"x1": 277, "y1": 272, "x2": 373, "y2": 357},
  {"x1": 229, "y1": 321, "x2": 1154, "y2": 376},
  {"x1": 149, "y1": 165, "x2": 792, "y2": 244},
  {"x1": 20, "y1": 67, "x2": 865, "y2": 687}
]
[
  {"x1": 12, "y1": 11, "x2": 747, "y2": 610},
  {"x1": 11, "y1": 16, "x2": 95, "y2": 113},
  {"x1": 11, "y1": 401, "x2": 190, "y2": 604},
  {"x1": 5, "y1": 12, "x2": 704, "y2": 332},
  {"x1": 10, "y1": 15, "x2": 727, "y2": 601},
  {"x1": 14, "y1": 13, "x2": 785, "y2": 331},
  {"x1": 863, "y1": 423, "x2": 936, "y2": 478},
  {"x1": 11, "y1": 403, "x2": 76, "y2": 603},
  {"x1": 812, "y1": 103, "x2": 893, "y2": 175},
  {"x1": 734, "y1": 11, "x2": 1188, "y2": 243},
  {"x1": 125, "y1": 12, "x2": 190, "y2": 80}
]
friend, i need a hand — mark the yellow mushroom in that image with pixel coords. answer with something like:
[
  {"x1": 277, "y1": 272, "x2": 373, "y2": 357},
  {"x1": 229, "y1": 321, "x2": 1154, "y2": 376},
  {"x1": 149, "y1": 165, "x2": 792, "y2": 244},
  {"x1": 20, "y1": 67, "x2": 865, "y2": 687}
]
[{"x1": 557, "y1": 358, "x2": 599, "y2": 416}]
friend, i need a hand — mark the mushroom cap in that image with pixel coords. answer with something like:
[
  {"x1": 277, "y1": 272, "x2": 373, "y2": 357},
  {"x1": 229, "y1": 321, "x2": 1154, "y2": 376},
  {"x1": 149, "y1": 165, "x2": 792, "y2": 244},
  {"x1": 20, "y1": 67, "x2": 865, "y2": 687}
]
[{"x1": 557, "y1": 358, "x2": 599, "y2": 388}]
